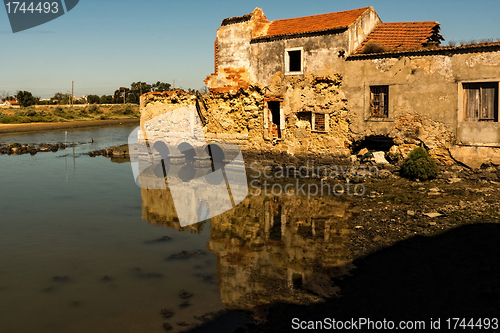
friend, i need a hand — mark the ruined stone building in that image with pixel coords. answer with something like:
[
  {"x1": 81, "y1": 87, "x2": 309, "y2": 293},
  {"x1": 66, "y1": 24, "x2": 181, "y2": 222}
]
[{"x1": 142, "y1": 6, "x2": 500, "y2": 168}]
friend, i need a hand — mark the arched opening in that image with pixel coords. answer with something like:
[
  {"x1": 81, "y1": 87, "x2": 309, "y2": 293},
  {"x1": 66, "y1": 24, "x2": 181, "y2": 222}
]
[
  {"x1": 152, "y1": 141, "x2": 170, "y2": 179},
  {"x1": 205, "y1": 143, "x2": 225, "y2": 171},
  {"x1": 352, "y1": 135, "x2": 395, "y2": 153},
  {"x1": 177, "y1": 142, "x2": 196, "y2": 162},
  {"x1": 153, "y1": 141, "x2": 170, "y2": 160},
  {"x1": 177, "y1": 142, "x2": 196, "y2": 182},
  {"x1": 204, "y1": 144, "x2": 226, "y2": 185}
]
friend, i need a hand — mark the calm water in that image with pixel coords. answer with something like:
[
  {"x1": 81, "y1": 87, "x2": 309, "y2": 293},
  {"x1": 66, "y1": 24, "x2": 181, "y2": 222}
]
[
  {"x1": 0, "y1": 125, "x2": 356, "y2": 332},
  {"x1": 0, "y1": 126, "x2": 227, "y2": 333}
]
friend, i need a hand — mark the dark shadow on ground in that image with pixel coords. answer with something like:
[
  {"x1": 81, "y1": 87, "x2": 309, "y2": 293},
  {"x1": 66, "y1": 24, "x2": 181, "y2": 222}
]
[{"x1": 186, "y1": 223, "x2": 500, "y2": 332}]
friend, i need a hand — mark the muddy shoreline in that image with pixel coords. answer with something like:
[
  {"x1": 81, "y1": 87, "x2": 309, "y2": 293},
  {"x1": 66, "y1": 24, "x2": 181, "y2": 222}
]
[{"x1": 0, "y1": 118, "x2": 139, "y2": 135}]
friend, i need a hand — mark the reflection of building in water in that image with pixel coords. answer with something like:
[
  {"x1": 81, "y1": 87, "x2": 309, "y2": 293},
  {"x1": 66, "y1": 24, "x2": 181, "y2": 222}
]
[
  {"x1": 141, "y1": 187, "x2": 356, "y2": 312},
  {"x1": 208, "y1": 195, "x2": 355, "y2": 312},
  {"x1": 141, "y1": 187, "x2": 206, "y2": 233}
]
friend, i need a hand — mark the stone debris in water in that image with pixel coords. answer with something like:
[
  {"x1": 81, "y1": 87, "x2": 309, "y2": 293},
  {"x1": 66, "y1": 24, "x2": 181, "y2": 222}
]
[
  {"x1": 162, "y1": 322, "x2": 173, "y2": 331},
  {"x1": 52, "y1": 276, "x2": 70, "y2": 282},
  {"x1": 144, "y1": 236, "x2": 172, "y2": 244},
  {"x1": 168, "y1": 250, "x2": 205, "y2": 260},
  {"x1": 178, "y1": 289, "x2": 193, "y2": 299},
  {"x1": 0, "y1": 142, "x2": 72, "y2": 155},
  {"x1": 160, "y1": 308, "x2": 174, "y2": 318},
  {"x1": 179, "y1": 299, "x2": 191, "y2": 308}
]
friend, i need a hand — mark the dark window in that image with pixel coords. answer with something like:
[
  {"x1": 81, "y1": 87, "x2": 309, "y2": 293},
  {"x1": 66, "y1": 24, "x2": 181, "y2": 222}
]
[
  {"x1": 370, "y1": 86, "x2": 389, "y2": 118},
  {"x1": 314, "y1": 113, "x2": 326, "y2": 132},
  {"x1": 464, "y1": 82, "x2": 498, "y2": 122},
  {"x1": 268, "y1": 101, "x2": 281, "y2": 139},
  {"x1": 288, "y1": 50, "x2": 301, "y2": 72}
]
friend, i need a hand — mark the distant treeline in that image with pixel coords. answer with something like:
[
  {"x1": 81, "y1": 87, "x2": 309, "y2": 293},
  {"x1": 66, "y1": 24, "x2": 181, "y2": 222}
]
[{"x1": 1, "y1": 81, "x2": 208, "y2": 108}]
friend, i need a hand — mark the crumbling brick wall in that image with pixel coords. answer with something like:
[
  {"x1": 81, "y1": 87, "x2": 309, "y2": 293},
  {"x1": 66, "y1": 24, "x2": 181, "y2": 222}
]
[{"x1": 140, "y1": 74, "x2": 353, "y2": 157}]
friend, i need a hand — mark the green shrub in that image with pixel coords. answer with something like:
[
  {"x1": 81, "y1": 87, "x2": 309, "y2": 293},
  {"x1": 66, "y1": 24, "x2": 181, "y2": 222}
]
[
  {"x1": 87, "y1": 104, "x2": 102, "y2": 114},
  {"x1": 53, "y1": 106, "x2": 74, "y2": 120},
  {"x1": 400, "y1": 147, "x2": 439, "y2": 181},
  {"x1": 111, "y1": 104, "x2": 137, "y2": 116},
  {"x1": 15, "y1": 108, "x2": 37, "y2": 117}
]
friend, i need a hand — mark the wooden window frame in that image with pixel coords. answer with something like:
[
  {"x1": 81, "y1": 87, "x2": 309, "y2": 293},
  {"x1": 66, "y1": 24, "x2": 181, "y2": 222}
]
[
  {"x1": 370, "y1": 85, "x2": 389, "y2": 118},
  {"x1": 311, "y1": 112, "x2": 329, "y2": 133},
  {"x1": 463, "y1": 82, "x2": 498, "y2": 122}
]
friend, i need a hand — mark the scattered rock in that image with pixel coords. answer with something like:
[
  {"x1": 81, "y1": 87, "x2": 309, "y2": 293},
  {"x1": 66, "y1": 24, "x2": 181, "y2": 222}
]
[
  {"x1": 423, "y1": 212, "x2": 442, "y2": 218},
  {"x1": 378, "y1": 169, "x2": 392, "y2": 179},
  {"x1": 407, "y1": 210, "x2": 416, "y2": 216},
  {"x1": 0, "y1": 142, "x2": 70, "y2": 156},
  {"x1": 89, "y1": 144, "x2": 129, "y2": 161},
  {"x1": 372, "y1": 151, "x2": 389, "y2": 164},
  {"x1": 358, "y1": 148, "x2": 369, "y2": 156},
  {"x1": 448, "y1": 177, "x2": 462, "y2": 184},
  {"x1": 481, "y1": 172, "x2": 499, "y2": 181}
]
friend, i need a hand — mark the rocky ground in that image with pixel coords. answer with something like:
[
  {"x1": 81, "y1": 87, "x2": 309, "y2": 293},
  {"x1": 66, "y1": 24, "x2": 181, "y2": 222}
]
[
  {"x1": 93, "y1": 144, "x2": 500, "y2": 259},
  {"x1": 82, "y1": 145, "x2": 500, "y2": 331},
  {"x1": 243, "y1": 149, "x2": 500, "y2": 260}
]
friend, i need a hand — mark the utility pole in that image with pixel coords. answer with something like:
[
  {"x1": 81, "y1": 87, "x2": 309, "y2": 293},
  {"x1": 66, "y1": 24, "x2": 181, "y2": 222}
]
[
  {"x1": 173, "y1": 79, "x2": 175, "y2": 90},
  {"x1": 71, "y1": 81, "x2": 74, "y2": 107}
]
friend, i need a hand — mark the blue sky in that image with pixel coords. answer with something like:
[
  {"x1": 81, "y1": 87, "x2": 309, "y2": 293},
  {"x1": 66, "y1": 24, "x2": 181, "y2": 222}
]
[{"x1": 1, "y1": 0, "x2": 499, "y2": 99}]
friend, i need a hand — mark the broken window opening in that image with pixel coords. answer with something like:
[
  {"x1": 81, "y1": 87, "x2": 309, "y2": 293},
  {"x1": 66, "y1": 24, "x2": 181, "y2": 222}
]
[
  {"x1": 463, "y1": 82, "x2": 498, "y2": 122},
  {"x1": 288, "y1": 50, "x2": 301, "y2": 72},
  {"x1": 269, "y1": 203, "x2": 282, "y2": 241},
  {"x1": 268, "y1": 101, "x2": 281, "y2": 139},
  {"x1": 370, "y1": 86, "x2": 389, "y2": 118},
  {"x1": 285, "y1": 47, "x2": 303, "y2": 75},
  {"x1": 292, "y1": 273, "x2": 303, "y2": 289}
]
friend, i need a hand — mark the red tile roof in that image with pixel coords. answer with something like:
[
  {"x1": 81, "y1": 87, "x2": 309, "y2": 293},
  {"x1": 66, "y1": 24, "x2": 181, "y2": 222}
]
[
  {"x1": 261, "y1": 7, "x2": 370, "y2": 39},
  {"x1": 358, "y1": 22, "x2": 443, "y2": 53}
]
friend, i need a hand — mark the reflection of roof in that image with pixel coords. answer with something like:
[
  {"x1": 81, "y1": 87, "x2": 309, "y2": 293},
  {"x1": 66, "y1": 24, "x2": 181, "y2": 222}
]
[
  {"x1": 358, "y1": 22, "x2": 443, "y2": 52},
  {"x1": 258, "y1": 7, "x2": 370, "y2": 39}
]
